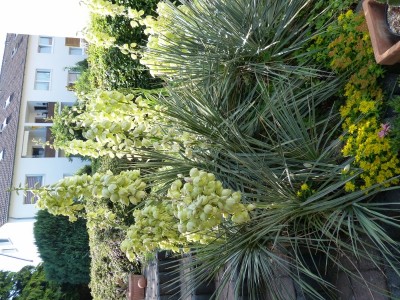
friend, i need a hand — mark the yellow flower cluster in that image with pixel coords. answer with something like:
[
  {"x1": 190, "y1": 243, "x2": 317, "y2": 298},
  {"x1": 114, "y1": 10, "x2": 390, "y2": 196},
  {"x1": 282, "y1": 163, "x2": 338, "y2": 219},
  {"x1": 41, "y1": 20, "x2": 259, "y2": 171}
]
[
  {"x1": 342, "y1": 120, "x2": 400, "y2": 189},
  {"x1": 344, "y1": 181, "x2": 356, "y2": 192},
  {"x1": 296, "y1": 183, "x2": 315, "y2": 200},
  {"x1": 327, "y1": 11, "x2": 400, "y2": 190}
]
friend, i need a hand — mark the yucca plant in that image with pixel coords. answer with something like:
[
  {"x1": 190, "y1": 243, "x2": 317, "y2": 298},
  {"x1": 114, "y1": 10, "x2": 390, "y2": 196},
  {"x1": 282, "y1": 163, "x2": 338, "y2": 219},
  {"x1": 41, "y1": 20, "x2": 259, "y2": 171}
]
[
  {"x1": 121, "y1": 1, "x2": 400, "y2": 298},
  {"x1": 125, "y1": 73, "x2": 400, "y2": 299},
  {"x1": 140, "y1": 0, "x2": 333, "y2": 105}
]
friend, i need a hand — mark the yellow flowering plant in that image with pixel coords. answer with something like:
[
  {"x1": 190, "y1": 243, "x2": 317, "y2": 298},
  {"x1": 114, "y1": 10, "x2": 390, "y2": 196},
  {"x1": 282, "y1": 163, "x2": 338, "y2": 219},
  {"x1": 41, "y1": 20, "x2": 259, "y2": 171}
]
[
  {"x1": 296, "y1": 183, "x2": 316, "y2": 200},
  {"x1": 310, "y1": 10, "x2": 400, "y2": 190}
]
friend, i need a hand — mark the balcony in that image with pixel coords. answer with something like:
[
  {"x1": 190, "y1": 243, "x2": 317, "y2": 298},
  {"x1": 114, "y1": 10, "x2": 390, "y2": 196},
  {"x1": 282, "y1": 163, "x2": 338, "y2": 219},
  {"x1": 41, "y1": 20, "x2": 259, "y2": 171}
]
[
  {"x1": 21, "y1": 126, "x2": 55, "y2": 158},
  {"x1": 25, "y1": 102, "x2": 55, "y2": 123}
]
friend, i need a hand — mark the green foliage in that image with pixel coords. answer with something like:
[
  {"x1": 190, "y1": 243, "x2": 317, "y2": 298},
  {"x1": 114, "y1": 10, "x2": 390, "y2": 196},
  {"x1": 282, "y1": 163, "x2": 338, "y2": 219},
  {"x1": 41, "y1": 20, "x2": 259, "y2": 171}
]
[
  {"x1": 0, "y1": 269, "x2": 17, "y2": 299},
  {"x1": 119, "y1": 4, "x2": 400, "y2": 299},
  {"x1": 34, "y1": 210, "x2": 90, "y2": 285},
  {"x1": 306, "y1": 0, "x2": 359, "y2": 30},
  {"x1": 87, "y1": 42, "x2": 158, "y2": 90},
  {"x1": 0, "y1": 265, "x2": 82, "y2": 300},
  {"x1": 389, "y1": 95, "x2": 400, "y2": 151},
  {"x1": 139, "y1": 0, "x2": 333, "y2": 93},
  {"x1": 308, "y1": 10, "x2": 400, "y2": 190},
  {"x1": 375, "y1": 0, "x2": 400, "y2": 6},
  {"x1": 65, "y1": 59, "x2": 93, "y2": 96},
  {"x1": 87, "y1": 155, "x2": 140, "y2": 300},
  {"x1": 76, "y1": 163, "x2": 93, "y2": 176},
  {"x1": 88, "y1": 220, "x2": 138, "y2": 300},
  {"x1": 50, "y1": 102, "x2": 86, "y2": 155},
  {"x1": 30, "y1": 1, "x2": 400, "y2": 299},
  {"x1": 91, "y1": 156, "x2": 121, "y2": 174},
  {"x1": 84, "y1": 0, "x2": 161, "y2": 90}
]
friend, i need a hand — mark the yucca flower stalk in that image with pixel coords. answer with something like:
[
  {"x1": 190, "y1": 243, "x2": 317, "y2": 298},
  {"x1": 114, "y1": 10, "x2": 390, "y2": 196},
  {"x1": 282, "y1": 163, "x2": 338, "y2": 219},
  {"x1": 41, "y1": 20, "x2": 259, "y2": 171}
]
[
  {"x1": 123, "y1": 73, "x2": 400, "y2": 298},
  {"x1": 119, "y1": 0, "x2": 400, "y2": 298}
]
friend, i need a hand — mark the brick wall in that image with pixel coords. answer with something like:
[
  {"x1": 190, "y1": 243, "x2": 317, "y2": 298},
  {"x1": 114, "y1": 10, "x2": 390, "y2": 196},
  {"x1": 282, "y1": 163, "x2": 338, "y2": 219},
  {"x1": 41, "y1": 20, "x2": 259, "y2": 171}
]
[{"x1": 0, "y1": 34, "x2": 29, "y2": 226}]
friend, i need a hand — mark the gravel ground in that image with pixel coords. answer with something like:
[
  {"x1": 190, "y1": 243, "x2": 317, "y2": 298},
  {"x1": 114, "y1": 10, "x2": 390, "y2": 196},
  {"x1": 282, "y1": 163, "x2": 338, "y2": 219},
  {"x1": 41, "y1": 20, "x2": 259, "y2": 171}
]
[{"x1": 387, "y1": 6, "x2": 400, "y2": 35}]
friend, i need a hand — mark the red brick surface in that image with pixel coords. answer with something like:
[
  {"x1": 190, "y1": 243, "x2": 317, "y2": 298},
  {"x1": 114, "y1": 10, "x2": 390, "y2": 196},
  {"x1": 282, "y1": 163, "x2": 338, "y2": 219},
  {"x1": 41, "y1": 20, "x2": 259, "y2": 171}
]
[
  {"x1": 0, "y1": 34, "x2": 28, "y2": 226},
  {"x1": 127, "y1": 274, "x2": 146, "y2": 300}
]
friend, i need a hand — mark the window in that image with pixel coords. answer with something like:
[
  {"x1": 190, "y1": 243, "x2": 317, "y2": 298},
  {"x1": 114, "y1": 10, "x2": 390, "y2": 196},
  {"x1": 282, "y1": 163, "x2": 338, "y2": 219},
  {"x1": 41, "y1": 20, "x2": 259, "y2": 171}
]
[
  {"x1": 69, "y1": 47, "x2": 83, "y2": 55},
  {"x1": 11, "y1": 47, "x2": 17, "y2": 57},
  {"x1": 65, "y1": 38, "x2": 84, "y2": 55},
  {"x1": 0, "y1": 239, "x2": 12, "y2": 247},
  {"x1": 65, "y1": 37, "x2": 80, "y2": 47},
  {"x1": 32, "y1": 147, "x2": 44, "y2": 158},
  {"x1": 11, "y1": 38, "x2": 23, "y2": 58},
  {"x1": 67, "y1": 71, "x2": 80, "y2": 85},
  {"x1": 24, "y1": 175, "x2": 43, "y2": 204},
  {"x1": 0, "y1": 116, "x2": 10, "y2": 131},
  {"x1": 4, "y1": 93, "x2": 14, "y2": 108},
  {"x1": 38, "y1": 36, "x2": 53, "y2": 53},
  {"x1": 1, "y1": 248, "x2": 17, "y2": 254},
  {"x1": 0, "y1": 150, "x2": 4, "y2": 161},
  {"x1": 34, "y1": 70, "x2": 51, "y2": 90}
]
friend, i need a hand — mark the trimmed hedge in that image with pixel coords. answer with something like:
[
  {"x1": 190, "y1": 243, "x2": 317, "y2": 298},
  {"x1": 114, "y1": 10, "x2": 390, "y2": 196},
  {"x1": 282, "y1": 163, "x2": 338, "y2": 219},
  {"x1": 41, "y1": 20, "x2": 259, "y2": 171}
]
[{"x1": 34, "y1": 210, "x2": 90, "y2": 285}]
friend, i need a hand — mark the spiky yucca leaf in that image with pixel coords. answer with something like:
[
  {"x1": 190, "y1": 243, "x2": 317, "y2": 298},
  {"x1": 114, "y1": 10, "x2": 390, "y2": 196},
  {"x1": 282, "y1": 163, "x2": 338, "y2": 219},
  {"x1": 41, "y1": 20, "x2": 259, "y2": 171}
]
[{"x1": 141, "y1": 0, "x2": 330, "y2": 90}]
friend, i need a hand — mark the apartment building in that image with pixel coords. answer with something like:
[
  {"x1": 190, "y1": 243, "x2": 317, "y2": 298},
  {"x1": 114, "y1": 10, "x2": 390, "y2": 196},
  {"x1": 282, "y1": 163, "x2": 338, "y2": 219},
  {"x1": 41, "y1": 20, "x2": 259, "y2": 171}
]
[{"x1": 0, "y1": 34, "x2": 88, "y2": 268}]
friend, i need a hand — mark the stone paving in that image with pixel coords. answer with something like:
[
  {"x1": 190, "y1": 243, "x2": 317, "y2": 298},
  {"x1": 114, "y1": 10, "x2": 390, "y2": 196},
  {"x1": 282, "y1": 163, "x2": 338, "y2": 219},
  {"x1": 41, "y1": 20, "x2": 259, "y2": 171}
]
[{"x1": 143, "y1": 258, "x2": 159, "y2": 299}]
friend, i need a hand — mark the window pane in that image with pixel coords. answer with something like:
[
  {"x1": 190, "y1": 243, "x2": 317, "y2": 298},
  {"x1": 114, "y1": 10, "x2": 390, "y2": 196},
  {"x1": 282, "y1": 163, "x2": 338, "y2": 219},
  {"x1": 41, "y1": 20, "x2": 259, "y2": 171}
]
[
  {"x1": 25, "y1": 176, "x2": 43, "y2": 204},
  {"x1": 36, "y1": 71, "x2": 50, "y2": 81},
  {"x1": 39, "y1": 37, "x2": 52, "y2": 45},
  {"x1": 69, "y1": 47, "x2": 83, "y2": 55},
  {"x1": 34, "y1": 82, "x2": 50, "y2": 90},
  {"x1": 0, "y1": 239, "x2": 11, "y2": 245},
  {"x1": 38, "y1": 45, "x2": 51, "y2": 53},
  {"x1": 68, "y1": 72, "x2": 80, "y2": 83},
  {"x1": 35, "y1": 70, "x2": 51, "y2": 90}
]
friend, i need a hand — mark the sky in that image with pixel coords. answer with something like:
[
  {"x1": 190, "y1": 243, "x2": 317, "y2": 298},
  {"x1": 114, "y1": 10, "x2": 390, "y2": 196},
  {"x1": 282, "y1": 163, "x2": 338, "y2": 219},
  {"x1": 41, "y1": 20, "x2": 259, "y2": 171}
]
[
  {"x1": 0, "y1": 0, "x2": 90, "y2": 71},
  {"x1": 0, "y1": 0, "x2": 90, "y2": 273}
]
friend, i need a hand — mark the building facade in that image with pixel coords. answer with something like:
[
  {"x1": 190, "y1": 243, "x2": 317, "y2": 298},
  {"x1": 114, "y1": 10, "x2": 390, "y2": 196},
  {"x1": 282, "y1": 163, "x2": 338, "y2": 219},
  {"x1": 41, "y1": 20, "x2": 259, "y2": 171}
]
[
  {"x1": 0, "y1": 33, "x2": 88, "y2": 270},
  {"x1": 0, "y1": 33, "x2": 88, "y2": 225}
]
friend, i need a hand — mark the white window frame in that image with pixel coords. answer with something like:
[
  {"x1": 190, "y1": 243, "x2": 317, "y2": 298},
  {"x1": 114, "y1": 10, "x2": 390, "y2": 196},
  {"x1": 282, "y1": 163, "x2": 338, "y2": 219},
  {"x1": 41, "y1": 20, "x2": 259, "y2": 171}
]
[
  {"x1": 24, "y1": 175, "x2": 44, "y2": 204},
  {"x1": 38, "y1": 36, "x2": 53, "y2": 54},
  {"x1": 0, "y1": 150, "x2": 4, "y2": 161},
  {"x1": 34, "y1": 69, "x2": 51, "y2": 90}
]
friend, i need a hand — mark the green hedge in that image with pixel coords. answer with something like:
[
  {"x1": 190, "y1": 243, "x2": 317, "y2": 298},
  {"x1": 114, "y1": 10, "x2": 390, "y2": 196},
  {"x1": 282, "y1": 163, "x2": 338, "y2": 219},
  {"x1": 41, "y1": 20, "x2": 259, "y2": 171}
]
[
  {"x1": 34, "y1": 210, "x2": 90, "y2": 285},
  {"x1": 84, "y1": 0, "x2": 161, "y2": 91}
]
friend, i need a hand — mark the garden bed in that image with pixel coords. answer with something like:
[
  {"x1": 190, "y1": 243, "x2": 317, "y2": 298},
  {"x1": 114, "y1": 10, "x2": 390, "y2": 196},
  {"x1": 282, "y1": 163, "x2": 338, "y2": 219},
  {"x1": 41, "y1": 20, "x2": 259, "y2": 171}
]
[{"x1": 33, "y1": 0, "x2": 400, "y2": 299}]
